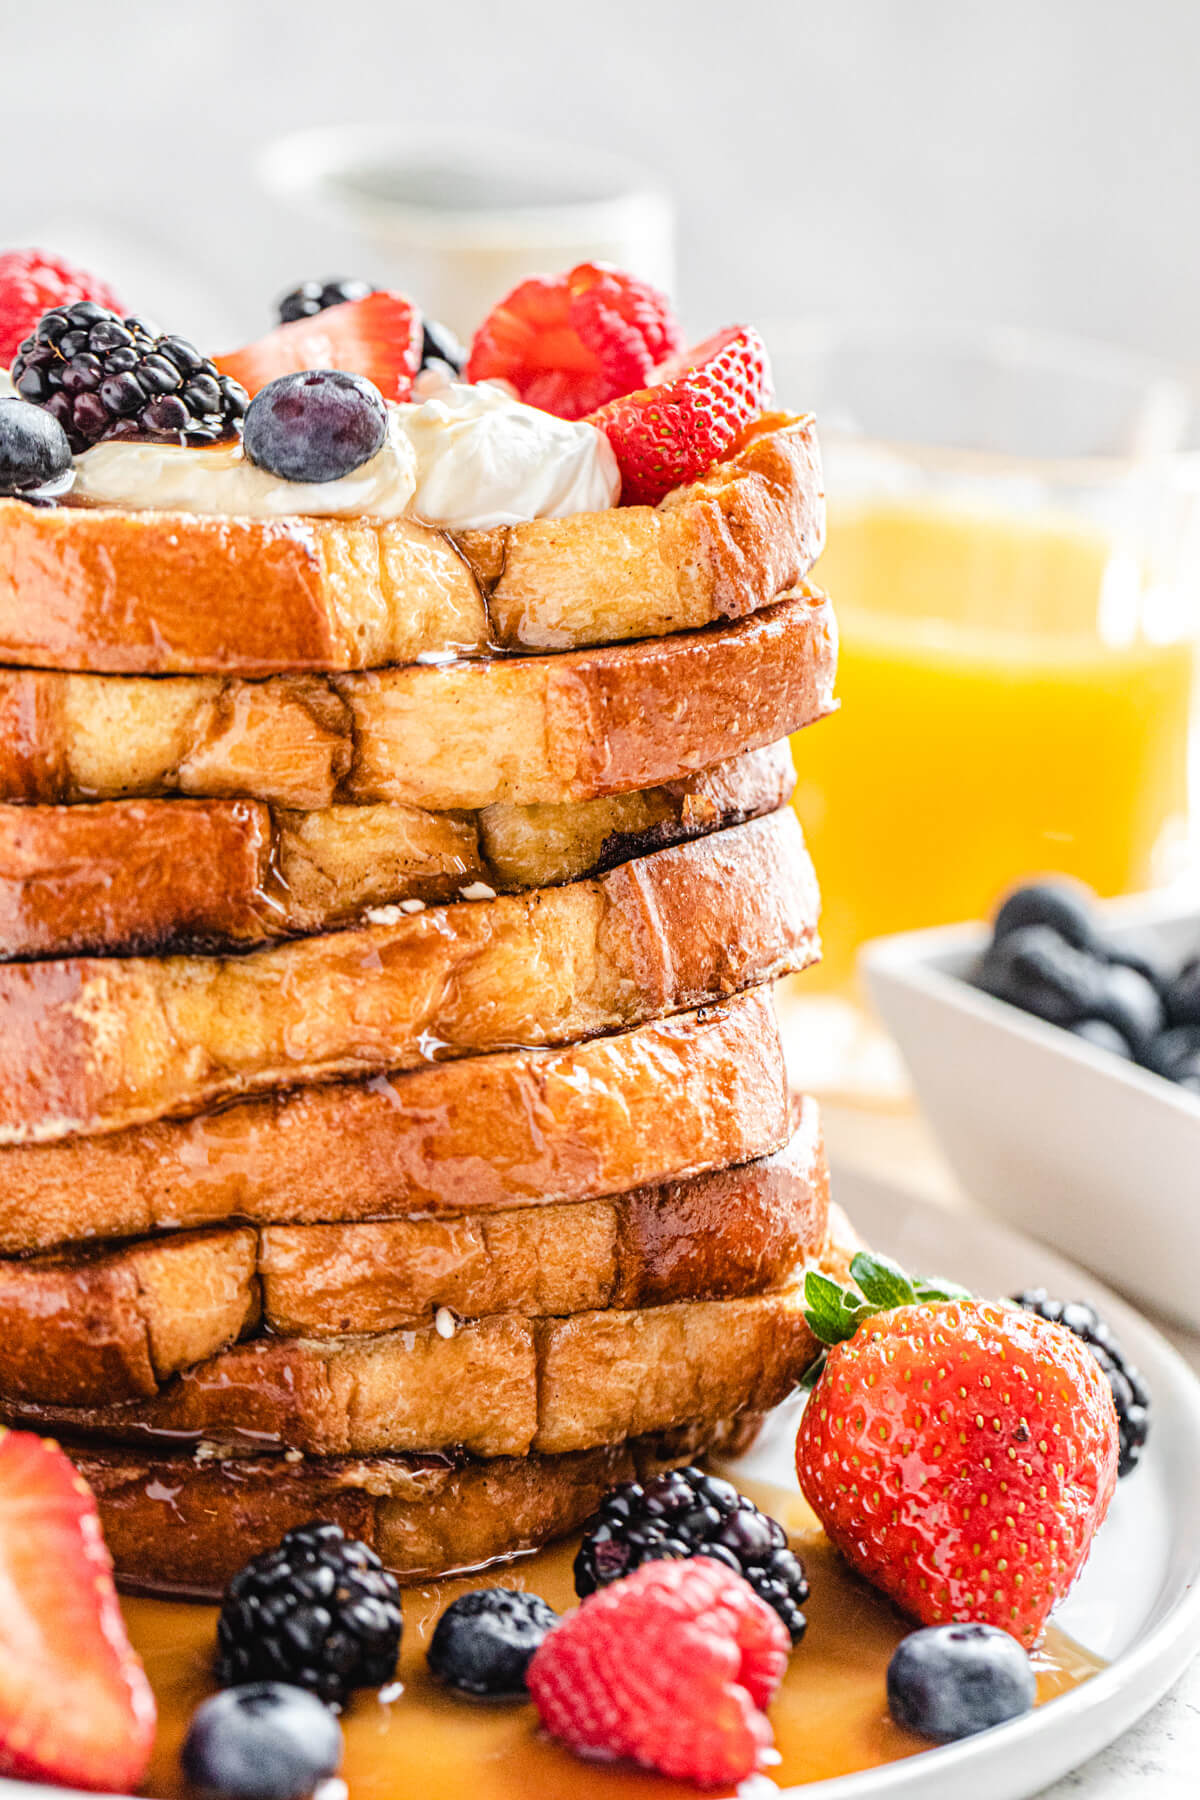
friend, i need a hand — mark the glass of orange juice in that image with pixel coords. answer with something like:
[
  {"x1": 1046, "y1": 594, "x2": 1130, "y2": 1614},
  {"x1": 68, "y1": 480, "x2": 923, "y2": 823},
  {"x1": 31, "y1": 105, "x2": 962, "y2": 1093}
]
[{"x1": 766, "y1": 324, "x2": 1198, "y2": 1085}]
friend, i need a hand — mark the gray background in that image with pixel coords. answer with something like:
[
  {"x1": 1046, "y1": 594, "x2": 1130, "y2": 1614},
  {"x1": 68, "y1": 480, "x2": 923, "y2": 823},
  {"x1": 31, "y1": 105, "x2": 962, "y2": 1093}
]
[{"x1": 0, "y1": 0, "x2": 1197, "y2": 362}]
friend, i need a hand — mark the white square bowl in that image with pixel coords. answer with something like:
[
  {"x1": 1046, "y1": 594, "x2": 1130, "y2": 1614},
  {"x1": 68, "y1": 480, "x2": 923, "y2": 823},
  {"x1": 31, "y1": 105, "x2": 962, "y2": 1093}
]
[{"x1": 860, "y1": 890, "x2": 1200, "y2": 1330}]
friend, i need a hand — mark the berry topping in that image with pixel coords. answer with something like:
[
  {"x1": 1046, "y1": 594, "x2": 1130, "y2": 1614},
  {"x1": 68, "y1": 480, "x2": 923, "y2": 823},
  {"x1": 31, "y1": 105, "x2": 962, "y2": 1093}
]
[
  {"x1": 574, "y1": 1465, "x2": 808, "y2": 1641},
  {"x1": 1013, "y1": 1289, "x2": 1151, "y2": 1477},
  {"x1": 886, "y1": 1624, "x2": 1037, "y2": 1742},
  {"x1": 278, "y1": 277, "x2": 375, "y2": 325},
  {"x1": 244, "y1": 371, "x2": 389, "y2": 484},
  {"x1": 589, "y1": 325, "x2": 774, "y2": 506},
  {"x1": 0, "y1": 249, "x2": 123, "y2": 367},
  {"x1": 975, "y1": 922, "x2": 1166, "y2": 1060},
  {"x1": 992, "y1": 879, "x2": 1098, "y2": 952},
  {"x1": 216, "y1": 1521, "x2": 404, "y2": 1707},
  {"x1": 218, "y1": 291, "x2": 423, "y2": 402},
  {"x1": 0, "y1": 399, "x2": 74, "y2": 502},
  {"x1": 420, "y1": 316, "x2": 467, "y2": 375},
  {"x1": 11, "y1": 303, "x2": 247, "y2": 456},
  {"x1": 466, "y1": 262, "x2": 682, "y2": 421},
  {"x1": 181, "y1": 1683, "x2": 343, "y2": 1800},
  {"x1": 427, "y1": 1588, "x2": 559, "y2": 1697},
  {"x1": 527, "y1": 1557, "x2": 788, "y2": 1788},
  {"x1": 1148, "y1": 1023, "x2": 1200, "y2": 1092},
  {"x1": 796, "y1": 1252, "x2": 1119, "y2": 1645},
  {"x1": 0, "y1": 1430, "x2": 155, "y2": 1791}
]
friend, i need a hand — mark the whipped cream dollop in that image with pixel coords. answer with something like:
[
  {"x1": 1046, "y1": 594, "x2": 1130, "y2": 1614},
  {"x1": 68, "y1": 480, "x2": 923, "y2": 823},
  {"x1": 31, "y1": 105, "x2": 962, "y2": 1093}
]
[
  {"x1": 399, "y1": 381, "x2": 619, "y2": 530},
  {"x1": 71, "y1": 410, "x2": 420, "y2": 520},
  {"x1": 58, "y1": 380, "x2": 618, "y2": 530}
]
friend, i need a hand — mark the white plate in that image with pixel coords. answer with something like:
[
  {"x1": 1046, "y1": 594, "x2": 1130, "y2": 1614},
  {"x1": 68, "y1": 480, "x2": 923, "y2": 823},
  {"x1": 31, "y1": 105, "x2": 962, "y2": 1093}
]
[
  {"x1": 861, "y1": 890, "x2": 1200, "y2": 1330},
  {"x1": 5, "y1": 1174, "x2": 1197, "y2": 1800},
  {"x1": 725, "y1": 1167, "x2": 1200, "y2": 1799}
]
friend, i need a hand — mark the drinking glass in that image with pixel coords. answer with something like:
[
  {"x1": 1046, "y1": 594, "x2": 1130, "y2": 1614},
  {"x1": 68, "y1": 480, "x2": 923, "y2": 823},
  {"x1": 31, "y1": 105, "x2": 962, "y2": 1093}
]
[{"x1": 765, "y1": 323, "x2": 1198, "y2": 1094}]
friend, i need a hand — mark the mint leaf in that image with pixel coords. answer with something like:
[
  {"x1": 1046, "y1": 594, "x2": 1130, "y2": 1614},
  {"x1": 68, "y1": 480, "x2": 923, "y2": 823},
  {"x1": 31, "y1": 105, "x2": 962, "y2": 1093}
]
[
  {"x1": 803, "y1": 1269, "x2": 869, "y2": 1346},
  {"x1": 849, "y1": 1252, "x2": 917, "y2": 1311},
  {"x1": 912, "y1": 1275, "x2": 972, "y2": 1303}
]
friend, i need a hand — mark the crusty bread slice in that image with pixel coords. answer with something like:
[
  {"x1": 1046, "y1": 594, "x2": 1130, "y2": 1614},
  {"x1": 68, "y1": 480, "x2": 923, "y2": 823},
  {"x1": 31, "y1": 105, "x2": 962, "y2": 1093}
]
[
  {"x1": 0, "y1": 586, "x2": 836, "y2": 809},
  {"x1": 74, "y1": 1415, "x2": 764, "y2": 1595},
  {"x1": 0, "y1": 417, "x2": 822, "y2": 675},
  {"x1": 0, "y1": 811, "x2": 818, "y2": 1145},
  {"x1": 0, "y1": 989, "x2": 788, "y2": 1253},
  {"x1": 0, "y1": 1108, "x2": 826, "y2": 1406},
  {"x1": 0, "y1": 743, "x2": 793, "y2": 958},
  {"x1": 4, "y1": 1267, "x2": 820, "y2": 1458}
]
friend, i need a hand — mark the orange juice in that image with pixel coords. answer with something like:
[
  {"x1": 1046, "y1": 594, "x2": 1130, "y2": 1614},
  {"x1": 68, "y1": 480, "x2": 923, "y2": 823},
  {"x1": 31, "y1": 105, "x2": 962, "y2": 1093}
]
[{"x1": 793, "y1": 500, "x2": 1194, "y2": 988}]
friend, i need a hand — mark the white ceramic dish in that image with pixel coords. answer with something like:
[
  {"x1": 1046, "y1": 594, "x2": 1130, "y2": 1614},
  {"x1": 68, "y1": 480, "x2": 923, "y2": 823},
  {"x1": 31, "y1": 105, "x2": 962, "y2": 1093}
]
[
  {"x1": 4, "y1": 1173, "x2": 1195, "y2": 1800},
  {"x1": 861, "y1": 889, "x2": 1200, "y2": 1330},
  {"x1": 736, "y1": 1168, "x2": 1200, "y2": 1798}
]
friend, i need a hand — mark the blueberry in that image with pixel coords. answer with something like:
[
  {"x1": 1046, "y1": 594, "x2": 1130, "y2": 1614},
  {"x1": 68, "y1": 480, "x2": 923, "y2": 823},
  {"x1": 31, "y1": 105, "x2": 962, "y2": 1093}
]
[
  {"x1": 0, "y1": 399, "x2": 73, "y2": 501},
  {"x1": 427, "y1": 1588, "x2": 559, "y2": 1697},
  {"x1": 244, "y1": 371, "x2": 388, "y2": 484},
  {"x1": 1067, "y1": 1018, "x2": 1133, "y2": 1059},
  {"x1": 992, "y1": 881, "x2": 1097, "y2": 952},
  {"x1": 1094, "y1": 962, "x2": 1165, "y2": 1062},
  {"x1": 181, "y1": 1683, "x2": 342, "y2": 1800},
  {"x1": 1164, "y1": 957, "x2": 1200, "y2": 1028},
  {"x1": 1099, "y1": 934, "x2": 1172, "y2": 995},
  {"x1": 886, "y1": 1624, "x2": 1036, "y2": 1742},
  {"x1": 974, "y1": 925, "x2": 1107, "y2": 1026},
  {"x1": 1145, "y1": 1025, "x2": 1200, "y2": 1091},
  {"x1": 420, "y1": 318, "x2": 467, "y2": 374}
]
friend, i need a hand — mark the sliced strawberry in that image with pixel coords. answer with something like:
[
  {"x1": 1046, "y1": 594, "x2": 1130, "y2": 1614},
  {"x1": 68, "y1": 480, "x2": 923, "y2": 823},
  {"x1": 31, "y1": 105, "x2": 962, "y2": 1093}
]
[
  {"x1": 0, "y1": 1432, "x2": 155, "y2": 1791},
  {"x1": 217, "y1": 291, "x2": 423, "y2": 401},
  {"x1": 0, "y1": 250, "x2": 124, "y2": 366},
  {"x1": 466, "y1": 263, "x2": 683, "y2": 420},
  {"x1": 589, "y1": 325, "x2": 774, "y2": 507}
]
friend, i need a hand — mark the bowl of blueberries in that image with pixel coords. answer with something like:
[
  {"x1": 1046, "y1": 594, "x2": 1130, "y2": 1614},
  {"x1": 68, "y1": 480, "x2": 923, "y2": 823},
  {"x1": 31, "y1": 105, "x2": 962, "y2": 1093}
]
[{"x1": 862, "y1": 878, "x2": 1200, "y2": 1331}]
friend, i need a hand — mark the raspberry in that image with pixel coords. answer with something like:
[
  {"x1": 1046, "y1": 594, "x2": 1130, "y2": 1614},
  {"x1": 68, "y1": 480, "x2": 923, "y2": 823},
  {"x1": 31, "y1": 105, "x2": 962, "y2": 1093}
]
[
  {"x1": 590, "y1": 325, "x2": 774, "y2": 506},
  {"x1": 465, "y1": 263, "x2": 683, "y2": 420},
  {"x1": 526, "y1": 1556, "x2": 788, "y2": 1787},
  {"x1": 0, "y1": 250, "x2": 123, "y2": 367}
]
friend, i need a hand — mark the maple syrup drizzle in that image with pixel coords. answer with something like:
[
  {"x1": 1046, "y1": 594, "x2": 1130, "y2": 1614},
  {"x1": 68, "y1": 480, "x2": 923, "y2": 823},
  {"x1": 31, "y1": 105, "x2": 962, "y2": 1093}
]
[{"x1": 125, "y1": 1477, "x2": 1103, "y2": 1798}]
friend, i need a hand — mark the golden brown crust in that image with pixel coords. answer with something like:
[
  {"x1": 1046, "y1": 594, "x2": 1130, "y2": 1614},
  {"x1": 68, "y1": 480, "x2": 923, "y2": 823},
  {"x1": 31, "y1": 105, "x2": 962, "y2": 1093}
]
[
  {"x1": 73, "y1": 1416, "x2": 764, "y2": 1596},
  {"x1": 0, "y1": 744, "x2": 794, "y2": 958},
  {"x1": 0, "y1": 1108, "x2": 826, "y2": 1406},
  {"x1": 0, "y1": 418, "x2": 822, "y2": 674},
  {"x1": 0, "y1": 990, "x2": 789, "y2": 1252},
  {"x1": 0, "y1": 587, "x2": 836, "y2": 809},
  {"x1": 5, "y1": 1271, "x2": 820, "y2": 1458},
  {"x1": 0, "y1": 812, "x2": 819, "y2": 1145}
]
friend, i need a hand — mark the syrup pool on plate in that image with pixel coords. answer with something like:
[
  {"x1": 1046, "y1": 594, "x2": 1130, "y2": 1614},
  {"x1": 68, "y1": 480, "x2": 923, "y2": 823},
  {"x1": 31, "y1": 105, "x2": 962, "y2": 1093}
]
[{"x1": 126, "y1": 1476, "x2": 1103, "y2": 1799}]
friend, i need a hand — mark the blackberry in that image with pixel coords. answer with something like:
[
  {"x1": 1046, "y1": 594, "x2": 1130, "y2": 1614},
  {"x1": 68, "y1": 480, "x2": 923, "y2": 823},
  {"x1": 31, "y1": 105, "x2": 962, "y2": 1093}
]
[
  {"x1": 574, "y1": 1466, "x2": 809, "y2": 1642},
  {"x1": 11, "y1": 302, "x2": 247, "y2": 455},
  {"x1": 277, "y1": 278, "x2": 374, "y2": 324},
  {"x1": 216, "y1": 1522, "x2": 404, "y2": 1708},
  {"x1": 427, "y1": 1588, "x2": 558, "y2": 1697},
  {"x1": 1013, "y1": 1290, "x2": 1150, "y2": 1477}
]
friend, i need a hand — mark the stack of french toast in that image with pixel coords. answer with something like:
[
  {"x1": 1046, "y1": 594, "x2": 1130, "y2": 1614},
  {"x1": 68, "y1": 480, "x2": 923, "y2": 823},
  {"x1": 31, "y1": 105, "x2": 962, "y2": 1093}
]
[{"x1": 0, "y1": 262, "x2": 844, "y2": 1595}]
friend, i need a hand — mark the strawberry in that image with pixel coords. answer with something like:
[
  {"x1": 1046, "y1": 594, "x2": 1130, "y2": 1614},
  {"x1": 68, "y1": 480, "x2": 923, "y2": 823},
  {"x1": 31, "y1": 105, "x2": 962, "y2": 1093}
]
[
  {"x1": 0, "y1": 250, "x2": 124, "y2": 366},
  {"x1": 795, "y1": 1254, "x2": 1120, "y2": 1647},
  {"x1": 466, "y1": 262, "x2": 682, "y2": 420},
  {"x1": 217, "y1": 291, "x2": 423, "y2": 401},
  {"x1": 527, "y1": 1556, "x2": 788, "y2": 1788},
  {"x1": 0, "y1": 1431, "x2": 155, "y2": 1790},
  {"x1": 589, "y1": 325, "x2": 773, "y2": 506}
]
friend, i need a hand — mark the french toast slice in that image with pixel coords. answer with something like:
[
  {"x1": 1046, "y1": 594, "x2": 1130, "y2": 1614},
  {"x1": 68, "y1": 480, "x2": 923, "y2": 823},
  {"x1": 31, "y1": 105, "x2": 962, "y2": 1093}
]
[
  {"x1": 0, "y1": 1109, "x2": 826, "y2": 1406},
  {"x1": 0, "y1": 990, "x2": 788, "y2": 1253},
  {"x1": 0, "y1": 811, "x2": 818, "y2": 1145},
  {"x1": 0, "y1": 743, "x2": 794, "y2": 957},
  {"x1": 0, "y1": 586, "x2": 836, "y2": 809},
  {"x1": 73, "y1": 1416, "x2": 765, "y2": 1595},
  {"x1": 3, "y1": 1267, "x2": 821, "y2": 1457},
  {"x1": 0, "y1": 417, "x2": 822, "y2": 674}
]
